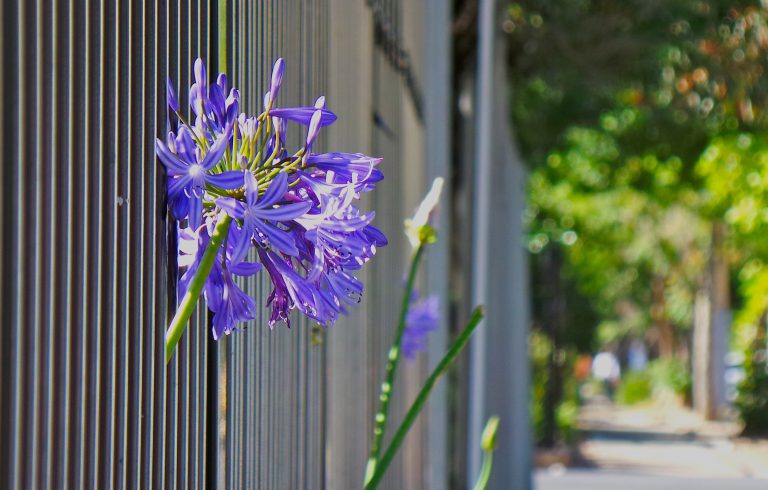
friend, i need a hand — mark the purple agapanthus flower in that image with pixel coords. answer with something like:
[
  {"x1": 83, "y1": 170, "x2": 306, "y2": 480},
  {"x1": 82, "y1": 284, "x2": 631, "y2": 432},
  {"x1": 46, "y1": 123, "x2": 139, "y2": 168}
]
[
  {"x1": 160, "y1": 56, "x2": 386, "y2": 340},
  {"x1": 402, "y1": 295, "x2": 440, "y2": 360},
  {"x1": 216, "y1": 171, "x2": 311, "y2": 261},
  {"x1": 156, "y1": 123, "x2": 243, "y2": 229}
]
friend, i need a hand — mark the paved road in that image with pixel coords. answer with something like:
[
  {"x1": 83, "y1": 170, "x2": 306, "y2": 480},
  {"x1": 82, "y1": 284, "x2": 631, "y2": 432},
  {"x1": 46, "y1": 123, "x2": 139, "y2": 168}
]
[
  {"x1": 535, "y1": 402, "x2": 768, "y2": 490},
  {"x1": 536, "y1": 469, "x2": 768, "y2": 490}
]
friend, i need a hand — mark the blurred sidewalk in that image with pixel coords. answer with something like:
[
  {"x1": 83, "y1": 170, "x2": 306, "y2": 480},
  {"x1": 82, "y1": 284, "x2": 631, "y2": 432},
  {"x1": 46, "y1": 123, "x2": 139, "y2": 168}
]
[{"x1": 536, "y1": 399, "x2": 768, "y2": 489}]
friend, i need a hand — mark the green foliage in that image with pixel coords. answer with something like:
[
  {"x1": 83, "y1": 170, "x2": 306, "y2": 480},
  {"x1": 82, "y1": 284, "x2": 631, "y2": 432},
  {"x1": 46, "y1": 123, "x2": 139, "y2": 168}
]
[
  {"x1": 555, "y1": 400, "x2": 579, "y2": 444},
  {"x1": 527, "y1": 120, "x2": 709, "y2": 345},
  {"x1": 529, "y1": 331, "x2": 581, "y2": 445},
  {"x1": 615, "y1": 359, "x2": 691, "y2": 405},
  {"x1": 529, "y1": 331, "x2": 550, "y2": 443},
  {"x1": 736, "y1": 349, "x2": 768, "y2": 435},
  {"x1": 646, "y1": 358, "x2": 692, "y2": 397},
  {"x1": 512, "y1": 0, "x2": 768, "y2": 435},
  {"x1": 616, "y1": 372, "x2": 653, "y2": 405},
  {"x1": 697, "y1": 135, "x2": 768, "y2": 349}
]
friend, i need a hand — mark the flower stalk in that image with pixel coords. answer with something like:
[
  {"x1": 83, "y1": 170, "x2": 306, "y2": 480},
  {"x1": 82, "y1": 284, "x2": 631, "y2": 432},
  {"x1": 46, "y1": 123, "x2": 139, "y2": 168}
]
[
  {"x1": 165, "y1": 215, "x2": 232, "y2": 363},
  {"x1": 366, "y1": 244, "x2": 425, "y2": 471},
  {"x1": 364, "y1": 305, "x2": 485, "y2": 489},
  {"x1": 473, "y1": 415, "x2": 500, "y2": 490}
]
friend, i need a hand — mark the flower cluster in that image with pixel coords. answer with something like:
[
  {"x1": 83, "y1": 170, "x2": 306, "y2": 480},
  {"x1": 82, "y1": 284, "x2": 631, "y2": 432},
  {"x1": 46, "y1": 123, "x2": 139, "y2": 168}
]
[{"x1": 158, "y1": 58, "x2": 386, "y2": 339}]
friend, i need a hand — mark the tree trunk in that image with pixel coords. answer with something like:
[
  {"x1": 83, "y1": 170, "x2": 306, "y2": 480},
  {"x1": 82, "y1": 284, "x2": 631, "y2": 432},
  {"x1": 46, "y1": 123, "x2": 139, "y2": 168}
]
[
  {"x1": 693, "y1": 221, "x2": 731, "y2": 420},
  {"x1": 540, "y1": 245, "x2": 565, "y2": 447},
  {"x1": 651, "y1": 275, "x2": 676, "y2": 358}
]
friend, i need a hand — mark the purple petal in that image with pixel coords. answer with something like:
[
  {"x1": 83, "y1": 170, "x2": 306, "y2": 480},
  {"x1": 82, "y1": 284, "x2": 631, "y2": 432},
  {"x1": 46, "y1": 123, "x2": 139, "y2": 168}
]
[
  {"x1": 269, "y1": 58, "x2": 285, "y2": 102},
  {"x1": 209, "y1": 83, "x2": 226, "y2": 122},
  {"x1": 230, "y1": 261, "x2": 262, "y2": 276},
  {"x1": 263, "y1": 92, "x2": 272, "y2": 112},
  {"x1": 167, "y1": 174, "x2": 192, "y2": 201},
  {"x1": 189, "y1": 195, "x2": 203, "y2": 230},
  {"x1": 230, "y1": 222, "x2": 253, "y2": 264},
  {"x1": 226, "y1": 88, "x2": 239, "y2": 109},
  {"x1": 320, "y1": 213, "x2": 375, "y2": 232},
  {"x1": 327, "y1": 270, "x2": 364, "y2": 305},
  {"x1": 175, "y1": 127, "x2": 197, "y2": 163},
  {"x1": 403, "y1": 296, "x2": 440, "y2": 360},
  {"x1": 194, "y1": 58, "x2": 207, "y2": 92},
  {"x1": 167, "y1": 78, "x2": 179, "y2": 112},
  {"x1": 226, "y1": 98, "x2": 239, "y2": 125},
  {"x1": 268, "y1": 107, "x2": 337, "y2": 127},
  {"x1": 305, "y1": 152, "x2": 381, "y2": 166},
  {"x1": 207, "y1": 170, "x2": 245, "y2": 190},
  {"x1": 200, "y1": 124, "x2": 233, "y2": 170},
  {"x1": 215, "y1": 197, "x2": 246, "y2": 220},
  {"x1": 156, "y1": 138, "x2": 191, "y2": 174},
  {"x1": 307, "y1": 242, "x2": 325, "y2": 282},
  {"x1": 259, "y1": 223, "x2": 299, "y2": 256},
  {"x1": 244, "y1": 169, "x2": 259, "y2": 206},
  {"x1": 189, "y1": 83, "x2": 204, "y2": 117},
  {"x1": 253, "y1": 201, "x2": 312, "y2": 221},
  {"x1": 205, "y1": 261, "x2": 225, "y2": 312},
  {"x1": 259, "y1": 172, "x2": 288, "y2": 207},
  {"x1": 170, "y1": 193, "x2": 190, "y2": 220},
  {"x1": 363, "y1": 224, "x2": 388, "y2": 247},
  {"x1": 217, "y1": 73, "x2": 228, "y2": 92},
  {"x1": 305, "y1": 109, "x2": 322, "y2": 148},
  {"x1": 310, "y1": 154, "x2": 384, "y2": 182}
]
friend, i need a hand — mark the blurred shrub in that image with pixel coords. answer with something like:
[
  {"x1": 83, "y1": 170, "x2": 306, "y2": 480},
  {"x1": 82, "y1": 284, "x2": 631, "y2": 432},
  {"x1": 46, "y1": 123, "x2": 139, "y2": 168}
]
[
  {"x1": 646, "y1": 358, "x2": 691, "y2": 398},
  {"x1": 529, "y1": 331, "x2": 550, "y2": 444},
  {"x1": 616, "y1": 371, "x2": 652, "y2": 405},
  {"x1": 556, "y1": 400, "x2": 579, "y2": 444},
  {"x1": 529, "y1": 330, "x2": 582, "y2": 446},
  {"x1": 736, "y1": 349, "x2": 768, "y2": 436}
]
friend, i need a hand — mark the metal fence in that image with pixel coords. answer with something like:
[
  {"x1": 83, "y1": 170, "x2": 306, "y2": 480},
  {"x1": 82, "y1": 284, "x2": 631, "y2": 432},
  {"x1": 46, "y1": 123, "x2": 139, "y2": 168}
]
[{"x1": 1, "y1": 0, "x2": 458, "y2": 488}]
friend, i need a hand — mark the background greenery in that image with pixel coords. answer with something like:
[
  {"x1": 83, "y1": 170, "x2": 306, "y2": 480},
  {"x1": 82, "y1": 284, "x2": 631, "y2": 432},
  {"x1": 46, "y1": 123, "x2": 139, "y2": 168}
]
[{"x1": 506, "y1": 0, "x2": 768, "y2": 444}]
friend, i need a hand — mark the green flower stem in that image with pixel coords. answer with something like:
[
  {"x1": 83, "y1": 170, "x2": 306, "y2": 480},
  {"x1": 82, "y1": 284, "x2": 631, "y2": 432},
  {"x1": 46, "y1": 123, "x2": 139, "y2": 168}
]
[
  {"x1": 165, "y1": 215, "x2": 232, "y2": 364},
  {"x1": 218, "y1": 0, "x2": 227, "y2": 74},
  {"x1": 365, "y1": 244, "x2": 425, "y2": 477},
  {"x1": 364, "y1": 305, "x2": 485, "y2": 489},
  {"x1": 473, "y1": 450, "x2": 494, "y2": 490},
  {"x1": 473, "y1": 415, "x2": 500, "y2": 490}
]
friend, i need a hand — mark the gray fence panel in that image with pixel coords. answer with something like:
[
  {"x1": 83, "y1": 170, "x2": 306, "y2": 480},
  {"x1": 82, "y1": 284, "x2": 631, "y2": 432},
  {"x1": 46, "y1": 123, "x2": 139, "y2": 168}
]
[
  {"x1": 220, "y1": 1, "x2": 328, "y2": 489},
  {"x1": 1, "y1": 1, "x2": 445, "y2": 489},
  {"x1": 1, "y1": 0, "x2": 217, "y2": 487}
]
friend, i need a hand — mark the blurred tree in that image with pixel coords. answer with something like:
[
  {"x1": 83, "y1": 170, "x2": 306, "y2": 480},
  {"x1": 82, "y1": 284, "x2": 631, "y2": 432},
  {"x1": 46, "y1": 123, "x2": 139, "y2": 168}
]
[{"x1": 506, "y1": 0, "x2": 768, "y2": 434}]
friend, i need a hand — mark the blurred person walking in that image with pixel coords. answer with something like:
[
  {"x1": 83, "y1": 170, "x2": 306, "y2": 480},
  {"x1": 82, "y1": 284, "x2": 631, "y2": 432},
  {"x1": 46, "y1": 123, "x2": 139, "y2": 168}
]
[{"x1": 592, "y1": 349, "x2": 621, "y2": 401}]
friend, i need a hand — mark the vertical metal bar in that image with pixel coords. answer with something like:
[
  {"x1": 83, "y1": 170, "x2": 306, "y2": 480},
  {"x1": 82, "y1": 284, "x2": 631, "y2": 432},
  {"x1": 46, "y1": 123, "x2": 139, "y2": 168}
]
[
  {"x1": 51, "y1": 0, "x2": 73, "y2": 485},
  {"x1": 486, "y1": 85, "x2": 532, "y2": 489},
  {"x1": 423, "y1": 0, "x2": 451, "y2": 488},
  {"x1": 98, "y1": 0, "x2": 117, "y2": 485},
  {"x1": 82, "y1": 0, "x2": 101, "y2": 484},
  {"x1": 61, "y1": 2, "x2": 76, "y2": 485},
  {"x1": 0, "y1": 0, "x2": 18, "y2": 483},
  {"x1": 7, "y1": 0, "x2": 19, "y2": 474},
  {"x1": 70, "y1": 0, "x2": 87, "y2": 486},
  {"x1": 25, "y1": 1, "x2": 43, "y2": 487},
  {"x1": 126, "y1": 0, "x2": 148, "y2": 485},
  {"x1": 32, "y1": 0, "x2": 48, "y2": 486},
  {"x1": 467, "y1": 0, "x2": 496, "y2": 483},
  {"x1": 150, "y1": 0, "x2": 168, "y2": 487},
  {"x1": 12, "y1": 0, "x2": 28, "y2": 487},
  {"x1": 112, "y1": 0, "x2": 130, "y2": 486},
  {"x1": 40, "y1": 0, "x2": 59, "y2": 486}
]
